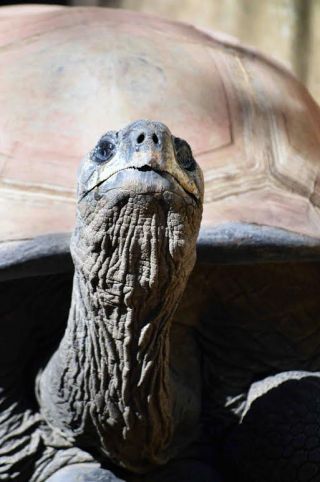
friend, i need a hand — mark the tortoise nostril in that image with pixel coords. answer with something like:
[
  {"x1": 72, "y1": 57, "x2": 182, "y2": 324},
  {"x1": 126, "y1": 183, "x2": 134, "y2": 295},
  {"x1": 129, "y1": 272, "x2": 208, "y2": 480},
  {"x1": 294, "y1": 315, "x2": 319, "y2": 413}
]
[
  {"x1": 137, "y1": 133, "x2": 145, "y2": 144},
  {"x1": 152, "y1": 133, "x2": 159, "y2": 144}
]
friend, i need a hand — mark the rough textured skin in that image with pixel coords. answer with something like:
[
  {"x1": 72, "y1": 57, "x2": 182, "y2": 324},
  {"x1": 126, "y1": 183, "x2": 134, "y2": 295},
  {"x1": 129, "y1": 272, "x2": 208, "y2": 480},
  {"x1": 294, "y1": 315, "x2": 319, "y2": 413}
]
[
  {"x1": 39, "y1": 191, "x2": 201, "y2": 471},
  {"x1": 38, "y1": 121, "x2": 203, "y2": 474},
  {"x1": 227, "y1": 374, "x2": 320, "y2": 482}
]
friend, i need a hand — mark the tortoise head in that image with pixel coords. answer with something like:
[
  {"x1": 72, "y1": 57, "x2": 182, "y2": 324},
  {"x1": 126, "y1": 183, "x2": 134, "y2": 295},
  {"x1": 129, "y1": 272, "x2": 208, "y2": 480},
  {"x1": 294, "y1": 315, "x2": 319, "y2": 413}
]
[{"x1": 78, "y1": 119, "x2": 203, "y2": 203}]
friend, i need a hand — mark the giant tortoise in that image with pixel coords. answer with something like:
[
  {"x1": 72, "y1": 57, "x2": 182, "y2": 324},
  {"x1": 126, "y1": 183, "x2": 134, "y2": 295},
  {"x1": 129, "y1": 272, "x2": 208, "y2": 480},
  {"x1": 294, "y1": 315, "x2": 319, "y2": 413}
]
[{"x1": 1, "y1": 5, "x2": 320, "y2": 482}]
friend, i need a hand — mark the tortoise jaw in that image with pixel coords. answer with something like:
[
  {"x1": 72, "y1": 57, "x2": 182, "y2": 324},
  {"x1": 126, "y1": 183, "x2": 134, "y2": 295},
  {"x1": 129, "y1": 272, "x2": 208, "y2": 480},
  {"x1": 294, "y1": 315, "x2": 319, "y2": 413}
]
[
  {"x1": 80, "y1": 153, "x2": 202, "y2": 203},
  {"x1": 79, "y1": 165, "x2": 200, "y2": 204}
]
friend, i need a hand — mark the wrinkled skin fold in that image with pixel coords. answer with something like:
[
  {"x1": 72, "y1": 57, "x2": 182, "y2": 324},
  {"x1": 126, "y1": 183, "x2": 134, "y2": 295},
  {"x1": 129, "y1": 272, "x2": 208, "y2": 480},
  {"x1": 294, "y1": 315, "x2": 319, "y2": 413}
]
[{"x1": 40, "y1": 192, "x2": 202, "y2": 471}]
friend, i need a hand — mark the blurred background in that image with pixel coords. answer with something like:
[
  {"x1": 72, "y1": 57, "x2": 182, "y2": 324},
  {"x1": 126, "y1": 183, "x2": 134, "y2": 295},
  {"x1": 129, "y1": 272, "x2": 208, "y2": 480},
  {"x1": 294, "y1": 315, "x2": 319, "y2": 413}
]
[{"x1": 1, "y1": 0, "x2": 319, "y2": 104}]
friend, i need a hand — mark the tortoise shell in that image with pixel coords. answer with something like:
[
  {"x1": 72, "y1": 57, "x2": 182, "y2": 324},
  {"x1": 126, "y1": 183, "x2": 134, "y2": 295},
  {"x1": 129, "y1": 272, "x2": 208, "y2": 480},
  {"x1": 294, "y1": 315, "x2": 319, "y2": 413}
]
[{"x1": 0, "y1": 5, "x2": 320, "y2": 279}]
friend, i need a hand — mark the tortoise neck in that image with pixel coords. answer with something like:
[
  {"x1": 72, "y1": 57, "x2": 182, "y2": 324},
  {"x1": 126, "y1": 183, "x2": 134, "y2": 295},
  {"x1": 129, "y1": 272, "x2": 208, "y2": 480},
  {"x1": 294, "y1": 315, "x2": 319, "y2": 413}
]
[{"x1": 50, "y1": 196, "x2": 198, "y2": 470}]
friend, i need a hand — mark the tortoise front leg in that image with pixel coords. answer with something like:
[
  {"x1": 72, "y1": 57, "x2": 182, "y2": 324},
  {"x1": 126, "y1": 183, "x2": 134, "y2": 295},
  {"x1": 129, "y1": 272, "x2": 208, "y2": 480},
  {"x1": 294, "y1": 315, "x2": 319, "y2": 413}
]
[
  {"x1": 46, "y1": 464, "x2": 126, "y2": 482},
  {"x1": 225, "y1": 371, "x2": 320, "y2": 482}
]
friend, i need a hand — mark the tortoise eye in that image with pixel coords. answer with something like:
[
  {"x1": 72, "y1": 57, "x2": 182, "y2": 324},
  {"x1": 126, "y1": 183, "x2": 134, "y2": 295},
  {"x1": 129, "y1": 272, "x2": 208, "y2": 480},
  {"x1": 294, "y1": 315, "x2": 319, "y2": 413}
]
[
  {"x1": 91, "y1": 139, "x2": 116, "y2": 163},
  {"x1": 174, "y1": 137, "x2": 196, "y2": 171}
]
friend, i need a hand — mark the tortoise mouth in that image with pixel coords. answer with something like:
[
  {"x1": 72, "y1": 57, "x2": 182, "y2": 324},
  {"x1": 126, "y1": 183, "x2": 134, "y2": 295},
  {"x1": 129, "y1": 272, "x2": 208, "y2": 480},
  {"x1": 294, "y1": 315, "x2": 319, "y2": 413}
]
[{"x1": 80, "y1": 166, "x2": 199, "y2": 204}]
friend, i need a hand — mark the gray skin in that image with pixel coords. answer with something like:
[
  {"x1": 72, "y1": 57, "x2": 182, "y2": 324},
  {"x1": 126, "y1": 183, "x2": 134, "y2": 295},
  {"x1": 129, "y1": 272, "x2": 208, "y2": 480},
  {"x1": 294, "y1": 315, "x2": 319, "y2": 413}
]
[
  {"x1": 1, "y1": 120, "x2": 320, "y2": 482},
  {"x1": 38, "y1": 120, "x2": 204, "y2": 476}
]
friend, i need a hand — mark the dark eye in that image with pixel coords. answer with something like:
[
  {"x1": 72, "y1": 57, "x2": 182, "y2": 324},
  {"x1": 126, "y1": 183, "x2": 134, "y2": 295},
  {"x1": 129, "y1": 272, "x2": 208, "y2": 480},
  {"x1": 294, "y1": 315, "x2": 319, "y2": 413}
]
[
  {"x1": 91, "y1": 139, "x2": 115, "y2": 163},
  {"x1": 174, "y1": 137, "x2": 196, "y2": 171}
]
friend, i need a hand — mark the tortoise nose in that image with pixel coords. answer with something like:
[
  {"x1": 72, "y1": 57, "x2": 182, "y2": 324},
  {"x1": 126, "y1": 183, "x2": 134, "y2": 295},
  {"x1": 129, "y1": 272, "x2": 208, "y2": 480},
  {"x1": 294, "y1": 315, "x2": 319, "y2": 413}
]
[
  {"x1": 135, "y1": 129, "x2": 161, "y2": 147},
  {"x1": 125, "y1": 120, "x2": 172, "y2": 169}
]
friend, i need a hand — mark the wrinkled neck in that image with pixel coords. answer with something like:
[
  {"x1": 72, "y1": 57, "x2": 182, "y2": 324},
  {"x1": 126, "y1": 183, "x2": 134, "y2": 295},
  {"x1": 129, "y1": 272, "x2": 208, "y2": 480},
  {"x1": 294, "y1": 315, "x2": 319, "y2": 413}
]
[{"x1": 60, "y1": 196, "x2": 198, "y2": 469}]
